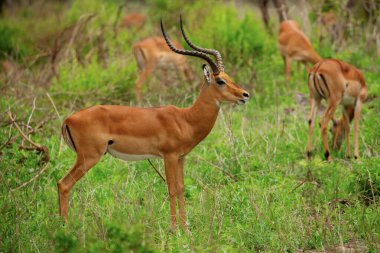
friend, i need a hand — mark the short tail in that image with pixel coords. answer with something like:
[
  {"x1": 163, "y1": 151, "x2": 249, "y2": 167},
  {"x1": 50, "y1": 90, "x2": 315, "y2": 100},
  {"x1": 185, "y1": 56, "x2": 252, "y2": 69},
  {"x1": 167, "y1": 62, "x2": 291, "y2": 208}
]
[{"x1": 61, "y1": 123, "x2": 77, "y2": 153}]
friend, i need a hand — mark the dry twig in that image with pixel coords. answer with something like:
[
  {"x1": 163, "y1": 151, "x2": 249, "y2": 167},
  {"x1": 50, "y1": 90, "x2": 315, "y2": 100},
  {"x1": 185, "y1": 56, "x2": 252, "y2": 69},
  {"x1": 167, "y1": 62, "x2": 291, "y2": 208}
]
[
  {"x1": 148, "y1": 159, "x2": 166, "y2": 182},
  {"x1": 290, "y1": 168, "x2": 319, "y2": 193},
  {"x1": 113, "y1": 4, "x2": 125, "y2": 38},
  {"x1": 7, "y1": 109, "x2": 50, "y2": 192},
  {"x1": 193, "y1": 154, "x2": 239, "y2": 182}
]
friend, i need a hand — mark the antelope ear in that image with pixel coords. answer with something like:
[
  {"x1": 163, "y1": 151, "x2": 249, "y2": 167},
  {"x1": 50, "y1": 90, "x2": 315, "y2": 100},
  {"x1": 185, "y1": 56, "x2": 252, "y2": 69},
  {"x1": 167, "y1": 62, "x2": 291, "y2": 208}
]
[{"x1": 202, "y1": 64, "x2": 211, "y2": 84}]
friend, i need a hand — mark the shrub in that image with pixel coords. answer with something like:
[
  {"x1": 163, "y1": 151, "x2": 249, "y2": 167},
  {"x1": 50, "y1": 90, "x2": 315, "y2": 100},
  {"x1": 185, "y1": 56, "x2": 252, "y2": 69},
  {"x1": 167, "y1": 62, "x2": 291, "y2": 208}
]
[{"x1": 0, "y1": 24, "x2": 24, "y2": 59}]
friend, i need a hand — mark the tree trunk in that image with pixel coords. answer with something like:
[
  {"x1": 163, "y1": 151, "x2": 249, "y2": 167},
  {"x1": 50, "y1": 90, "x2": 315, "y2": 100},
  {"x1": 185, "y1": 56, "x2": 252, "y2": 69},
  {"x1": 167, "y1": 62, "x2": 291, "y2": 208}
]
[
  {"x1": 272, "y1": 0, "x2": 288, "y2": 22},
  {"x1": 258, "y1": 0, "x2": 270, "y2": 30}
]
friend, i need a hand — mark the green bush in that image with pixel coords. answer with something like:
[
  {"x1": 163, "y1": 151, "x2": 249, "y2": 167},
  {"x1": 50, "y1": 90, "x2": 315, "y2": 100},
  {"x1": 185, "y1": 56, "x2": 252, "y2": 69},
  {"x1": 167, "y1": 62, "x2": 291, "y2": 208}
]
[
  {"x1": 189, "y1": 3, "x2": 268, "y2": 65},
  {"x1": 53, "y1": 230, "x2": 79, "y2": 253},
  {"x1": 50, "y1": 57, "x2": 136, "y2": 102},
  {"x1": 0, "y1": 24, "x2": 23, "y2": 59},
  {"x1": 1, "y1": 0, "x2": 380, "y2": 252},
  {"x1": 350, "y1": 162, "x2": 380, "y2": 205}
]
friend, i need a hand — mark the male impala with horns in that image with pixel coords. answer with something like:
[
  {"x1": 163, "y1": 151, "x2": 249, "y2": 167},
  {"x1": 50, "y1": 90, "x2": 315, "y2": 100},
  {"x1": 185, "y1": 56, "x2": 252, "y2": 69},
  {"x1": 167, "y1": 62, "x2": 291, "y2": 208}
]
[{"x1": 58, "y1": 17, "x2": 250, "y2": 232}]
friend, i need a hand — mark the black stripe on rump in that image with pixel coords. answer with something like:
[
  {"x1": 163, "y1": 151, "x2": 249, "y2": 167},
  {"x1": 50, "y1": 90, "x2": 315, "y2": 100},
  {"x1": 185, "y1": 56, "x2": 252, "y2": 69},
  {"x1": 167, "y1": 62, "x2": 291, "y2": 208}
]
[
  {"x1": 313, "y1": 64, "x2": 325, "y2": 98},
  {"x1": 319, "y1": 74, "x2": 330, "y2": 97},
  {"x1": 66, "y1": 125, "x2": 77, "y2": 152},
  {"x1": 314, "y1": 74, "x2": 325, "y2": 98}
]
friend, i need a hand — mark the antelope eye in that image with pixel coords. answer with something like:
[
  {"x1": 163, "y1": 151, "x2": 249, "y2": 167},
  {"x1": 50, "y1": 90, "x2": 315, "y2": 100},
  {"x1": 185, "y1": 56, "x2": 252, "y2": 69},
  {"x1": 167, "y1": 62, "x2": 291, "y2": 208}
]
[{"x1": 216, "y1": 79, "x2": 225, "y2": 85}]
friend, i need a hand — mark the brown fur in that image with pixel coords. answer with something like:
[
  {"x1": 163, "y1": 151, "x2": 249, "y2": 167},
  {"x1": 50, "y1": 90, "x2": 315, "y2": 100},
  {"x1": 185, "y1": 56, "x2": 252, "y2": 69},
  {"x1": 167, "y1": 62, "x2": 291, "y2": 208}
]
[
  {"x1": 132, "y1": 37, "x2": 193, "y2": 103},
  {"x1": 58, "y1": 70, "x2": 249, "y2": 231},
  {"x1": 307, "y1": 59, "x2": 367, "y2": 160},
  {"x1": 120, "y1": 13, "x2": 145, "y2": 29},
  {"x1": 278, "y1": 20, "x2": 322, "y2": 81}
]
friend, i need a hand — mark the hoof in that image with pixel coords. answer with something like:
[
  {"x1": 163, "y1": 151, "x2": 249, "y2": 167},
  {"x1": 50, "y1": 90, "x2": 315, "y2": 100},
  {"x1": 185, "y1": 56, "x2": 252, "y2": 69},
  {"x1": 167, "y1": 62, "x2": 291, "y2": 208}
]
[{"x1": 324, "y1": 150, "x2": 330, "y2": 161}]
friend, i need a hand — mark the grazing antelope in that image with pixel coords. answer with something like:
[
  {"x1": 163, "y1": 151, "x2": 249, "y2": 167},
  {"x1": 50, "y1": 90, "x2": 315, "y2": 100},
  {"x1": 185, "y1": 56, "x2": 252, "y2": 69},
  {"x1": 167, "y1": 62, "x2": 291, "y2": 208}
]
[
  {"x1": 307, "y1": 59, "x2": 367, "y2": 161},
  {"x1": 120, "y1": 13, "x2": 145, "y2": 29},
  {"x1": 278, "y1": 20, "x2": 322, "y2": 81},
  {"x1": 58, "y1": 18, "x2": 250, "y2": 231},
  {"x1": 133, "y1": 36, "x2": 193, "y2": 103}
]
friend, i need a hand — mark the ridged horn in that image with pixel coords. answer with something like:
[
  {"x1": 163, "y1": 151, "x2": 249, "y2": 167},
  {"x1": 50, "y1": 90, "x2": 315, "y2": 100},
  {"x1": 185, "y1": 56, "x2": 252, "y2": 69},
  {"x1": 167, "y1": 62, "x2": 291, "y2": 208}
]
[
  {"x1": 160, "y1": 18, "x2": 220, "y2": 74},
  {"x1": 179, "y1": 16, "x2": 224, "y2": 72}
]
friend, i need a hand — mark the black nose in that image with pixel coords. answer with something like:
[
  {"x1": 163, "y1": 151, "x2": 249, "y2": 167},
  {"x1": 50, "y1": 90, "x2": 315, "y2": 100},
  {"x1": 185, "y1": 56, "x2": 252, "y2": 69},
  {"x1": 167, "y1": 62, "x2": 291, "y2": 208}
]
[{"x1": 243, "y1": 92, "x2": 250, "y2": 98}]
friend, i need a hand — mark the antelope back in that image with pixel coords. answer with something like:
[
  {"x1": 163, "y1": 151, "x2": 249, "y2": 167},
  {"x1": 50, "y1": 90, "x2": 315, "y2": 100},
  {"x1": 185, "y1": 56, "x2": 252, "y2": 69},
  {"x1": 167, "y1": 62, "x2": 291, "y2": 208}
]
[
  {"x1": 133, "y1": 37, "x2": 185, "y2": 69},
  {"x1": 309, "y1": 59, "x2": 367, "y2": 101},
  {"x1": 121, "y1": 13, "x2": 145, "y2": 29}
]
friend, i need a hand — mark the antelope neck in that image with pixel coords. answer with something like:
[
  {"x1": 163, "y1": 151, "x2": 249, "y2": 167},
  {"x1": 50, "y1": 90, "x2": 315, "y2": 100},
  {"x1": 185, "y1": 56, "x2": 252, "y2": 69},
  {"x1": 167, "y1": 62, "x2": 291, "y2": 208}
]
[
  {"x1": 184, "y1": 83, "x2": 220, "y2": 138},
  {"x1": 311, "y1": 51, "x2": 322, "y2": 64}
]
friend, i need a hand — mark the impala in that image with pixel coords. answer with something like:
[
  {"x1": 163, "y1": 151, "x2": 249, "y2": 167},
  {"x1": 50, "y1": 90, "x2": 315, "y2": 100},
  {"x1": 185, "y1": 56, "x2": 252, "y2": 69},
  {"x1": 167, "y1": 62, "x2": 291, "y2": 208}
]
[
  {"x1": 307, "y1": 59, "x2": 367, "y2": 161},
  {"x1": 133, "y1": 36, "x2": 193, "y2": 103},
  {"x1": 278, "y1": 20, "x2": 322, "y2": 81},
  {"x1": 120, "y1": 13, "x2": 145, "y2": 29},
  {"x1": 58, "y1": 17, "x2": 250, "y2": 231}
]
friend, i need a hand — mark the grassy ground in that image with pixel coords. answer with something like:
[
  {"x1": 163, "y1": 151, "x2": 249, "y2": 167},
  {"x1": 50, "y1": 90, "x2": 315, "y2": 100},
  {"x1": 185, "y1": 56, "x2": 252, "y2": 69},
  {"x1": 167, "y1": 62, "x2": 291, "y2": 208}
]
[{"x1": 1, "y1": 0, "x2": 379, "y2": 252}]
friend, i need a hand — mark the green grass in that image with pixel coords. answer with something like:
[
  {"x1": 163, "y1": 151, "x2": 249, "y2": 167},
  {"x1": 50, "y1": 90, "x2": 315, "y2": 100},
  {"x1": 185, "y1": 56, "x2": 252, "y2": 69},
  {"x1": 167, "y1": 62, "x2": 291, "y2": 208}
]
[{"x1": 0, "y1": 0, "x2": 379, "y2": 252}]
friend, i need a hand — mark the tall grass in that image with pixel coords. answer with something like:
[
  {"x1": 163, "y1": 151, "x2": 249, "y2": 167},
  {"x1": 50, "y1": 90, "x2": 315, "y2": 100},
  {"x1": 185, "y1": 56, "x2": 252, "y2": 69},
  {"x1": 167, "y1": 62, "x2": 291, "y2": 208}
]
[{"x1": 0, "y1": 0, "x2": 379, "y2": 252}]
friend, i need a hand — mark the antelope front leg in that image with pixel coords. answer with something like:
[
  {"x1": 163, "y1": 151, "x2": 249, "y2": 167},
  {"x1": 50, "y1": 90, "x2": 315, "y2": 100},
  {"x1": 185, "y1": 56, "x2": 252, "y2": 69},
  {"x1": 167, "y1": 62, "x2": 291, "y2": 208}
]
[
  {"x1": 354, "y1": 100, "x2": 363, "y2": 159},
  {"x1": 285, "y1": 56, "x2": 292, "y2": 81},
  {"x1": 343, "y1": 108, "x2": 351, "y2": 158},
  {"x1": 320, "y1": 102, "x2": 339, "y2": 161},
  {"x1": 307, "y1": 97, "x2": 320, "y2": 159},
  {"x1": 176, "y1": 157, "x2": 189, "y2": 232},
  {"x1": 164, "y1": 154, "x2": 179, "y2": 230}
]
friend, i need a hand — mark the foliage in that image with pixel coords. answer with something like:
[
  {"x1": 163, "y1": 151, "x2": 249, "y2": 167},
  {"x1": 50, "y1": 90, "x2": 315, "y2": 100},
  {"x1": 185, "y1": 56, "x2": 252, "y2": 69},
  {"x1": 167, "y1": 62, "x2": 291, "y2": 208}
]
[
  {"x1": 0, "y1": 0, "x2": 379, "y2": 252},
  {"x1": 0, "y1": 24, "x2": 20, "y2": 59}
]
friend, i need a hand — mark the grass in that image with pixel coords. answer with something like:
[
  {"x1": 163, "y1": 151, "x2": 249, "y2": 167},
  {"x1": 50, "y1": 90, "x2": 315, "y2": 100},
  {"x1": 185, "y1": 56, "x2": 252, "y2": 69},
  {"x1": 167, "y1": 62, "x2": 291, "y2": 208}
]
[{"x1": 0, "y1": 0, "x2": 379, "y2": 252}]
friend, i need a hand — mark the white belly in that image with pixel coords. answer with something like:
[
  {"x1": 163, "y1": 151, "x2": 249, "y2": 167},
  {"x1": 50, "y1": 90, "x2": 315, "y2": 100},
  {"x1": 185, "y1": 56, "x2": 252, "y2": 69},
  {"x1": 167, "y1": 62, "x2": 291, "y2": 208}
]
[{"x1": 107, "y1": 147, "x2": 161, "y2": 161}]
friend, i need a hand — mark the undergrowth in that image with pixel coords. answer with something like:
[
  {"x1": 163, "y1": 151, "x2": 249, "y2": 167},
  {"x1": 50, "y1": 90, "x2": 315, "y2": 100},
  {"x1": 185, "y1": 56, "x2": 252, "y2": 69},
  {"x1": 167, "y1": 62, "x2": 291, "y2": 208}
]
[{"x1": 0, "y1": 0, "x2": 379, "y2": 252}]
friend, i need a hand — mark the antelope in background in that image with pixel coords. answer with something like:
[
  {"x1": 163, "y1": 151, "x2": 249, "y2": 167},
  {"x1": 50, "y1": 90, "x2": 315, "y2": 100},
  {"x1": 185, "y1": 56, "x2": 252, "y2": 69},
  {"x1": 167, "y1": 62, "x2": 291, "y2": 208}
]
[
  {"x1": 120, "y1": 13, "x2": 146, "y2": 30},
  {"x1": 307, "y1": 59, "x2": 367, "y2": 161},
  {"x1": 58, "y1": 17, "x2": 250, "y2": 232},
  {"x1": 278, "y1": 20, "x2": 322, "y2": 81},
  {"x1": 133, "y1": 36, "x2": 194, "y2": 103}
]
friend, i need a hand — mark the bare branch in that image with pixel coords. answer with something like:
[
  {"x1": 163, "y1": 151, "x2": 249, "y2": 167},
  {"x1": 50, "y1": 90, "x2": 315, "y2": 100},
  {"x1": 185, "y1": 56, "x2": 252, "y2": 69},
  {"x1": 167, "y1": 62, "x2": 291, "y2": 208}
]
[
  {"x1": 7, "y1": 108, "x2": 50, "y2": 192},
  {"x1": 10, "y1": 163, "x2": 49, "y2": 193},
  {"x1": 193, "y1": 154, "x2": 239, "y2": 182},
  {"x1": 8, "y1": 108, "x2": 50, "y2": 163},
  {"x1": 7, "y1": 109, "x2": 45, "y2": 152},
  {"x1": 148, "y1": 159, "x2": 166, "y2": 182}
]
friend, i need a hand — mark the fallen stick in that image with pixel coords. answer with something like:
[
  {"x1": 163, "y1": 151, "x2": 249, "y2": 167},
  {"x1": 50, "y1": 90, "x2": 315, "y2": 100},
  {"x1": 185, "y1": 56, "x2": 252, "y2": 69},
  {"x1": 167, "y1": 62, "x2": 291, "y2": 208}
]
[
  {"x1": 7, "y1": 109, "x2": 50, "y2": 192},
  {"x1": 10, "y1": 163, "x2": 49, "y2": 193}
]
